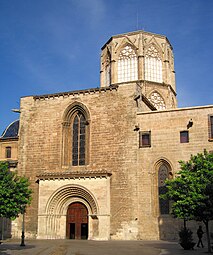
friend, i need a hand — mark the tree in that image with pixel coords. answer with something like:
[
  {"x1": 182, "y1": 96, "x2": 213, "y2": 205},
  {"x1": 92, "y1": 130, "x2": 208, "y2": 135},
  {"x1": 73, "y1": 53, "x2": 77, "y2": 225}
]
[
  {"x1": 162, "y1": 150, "x2": 213, "y2": 253},
  {"x1": 0, "y1": 161, "x2": 32, "y2": 219}
]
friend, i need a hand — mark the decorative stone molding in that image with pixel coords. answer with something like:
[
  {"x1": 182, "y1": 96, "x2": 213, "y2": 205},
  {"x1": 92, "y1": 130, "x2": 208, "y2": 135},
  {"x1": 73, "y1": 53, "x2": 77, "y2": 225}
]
[{"x1": 37, "y1": 170, "x2": 112, "y2": 181}]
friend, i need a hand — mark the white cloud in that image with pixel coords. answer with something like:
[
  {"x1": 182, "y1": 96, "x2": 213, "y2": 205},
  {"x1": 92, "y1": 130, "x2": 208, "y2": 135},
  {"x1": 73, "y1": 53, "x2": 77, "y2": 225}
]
[{"x1": 73, "y1": 0, "x2": 106, "y2": 28}]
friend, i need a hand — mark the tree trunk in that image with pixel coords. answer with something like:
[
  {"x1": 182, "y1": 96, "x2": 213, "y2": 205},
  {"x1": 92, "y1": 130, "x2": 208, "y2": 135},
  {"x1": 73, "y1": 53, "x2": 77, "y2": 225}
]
[
  {"x1": 184, "y1": 219, "x2": 186, "y2": 229},
  {"x1": 204, "y1": 220, "x2": 211, "y2": 253}
]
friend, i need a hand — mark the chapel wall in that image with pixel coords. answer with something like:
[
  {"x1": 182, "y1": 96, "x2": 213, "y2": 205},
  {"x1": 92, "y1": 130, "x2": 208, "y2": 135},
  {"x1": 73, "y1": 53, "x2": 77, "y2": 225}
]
[
  {"x1": 136, "y1": 106, "x2": 213, "y2": 240},
  {"x1": 17, "y1": 83, "x2": 140, "y2": 239}
]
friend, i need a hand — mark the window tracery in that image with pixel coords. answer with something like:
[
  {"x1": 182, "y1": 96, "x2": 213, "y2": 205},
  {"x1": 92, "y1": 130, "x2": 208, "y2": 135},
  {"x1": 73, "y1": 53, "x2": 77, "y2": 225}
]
[
  {"x1": 158, "y1": 164, "x2": 170, "y2": 215},
  {"x1": 145, "y1": 44, "x2": 162, "y2": 83},
  {"x1": 117, "y1": 45, "x2": 138, "y2": 82},
  {"x1": 62, "y1": 103, "x2": 89, "y2": 167},
  {"x1": 72, "y1": 113, "x2": 86, "y2": 166},
  {"x1": 148, "y1": 92, "x2": 166, "y2": 110}
]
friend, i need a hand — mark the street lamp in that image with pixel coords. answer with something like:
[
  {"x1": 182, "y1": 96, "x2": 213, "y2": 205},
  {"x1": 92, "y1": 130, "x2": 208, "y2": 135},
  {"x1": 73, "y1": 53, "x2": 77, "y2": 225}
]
[{"x1": 20, "y1": 208, "x2": 25, "y2": 247}]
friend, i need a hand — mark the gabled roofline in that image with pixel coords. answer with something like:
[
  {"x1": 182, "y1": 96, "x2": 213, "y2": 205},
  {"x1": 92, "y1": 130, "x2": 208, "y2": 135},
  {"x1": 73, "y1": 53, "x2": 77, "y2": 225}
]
[{"x1": 101, "y1": 30, "x2": 172, "y2": 50}]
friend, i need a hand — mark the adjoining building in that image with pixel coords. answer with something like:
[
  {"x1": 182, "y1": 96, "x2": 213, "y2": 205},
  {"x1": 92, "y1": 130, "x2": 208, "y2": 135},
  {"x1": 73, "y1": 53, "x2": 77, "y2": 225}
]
[{"x1": 1, "y1": 30, "x2": 213, "y2": 240}]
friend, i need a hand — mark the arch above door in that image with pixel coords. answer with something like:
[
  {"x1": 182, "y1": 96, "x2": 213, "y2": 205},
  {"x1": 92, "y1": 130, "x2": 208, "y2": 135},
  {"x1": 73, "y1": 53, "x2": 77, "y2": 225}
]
[{"x1": 46, "y1": 184, "x2": 98, "y2": 216}]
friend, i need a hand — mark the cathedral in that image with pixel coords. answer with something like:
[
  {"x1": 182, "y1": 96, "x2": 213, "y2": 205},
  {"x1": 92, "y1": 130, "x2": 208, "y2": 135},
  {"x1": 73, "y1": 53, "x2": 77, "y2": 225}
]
[{"x1": 0, "y1": 30, "x2": 213, "y2": 240}]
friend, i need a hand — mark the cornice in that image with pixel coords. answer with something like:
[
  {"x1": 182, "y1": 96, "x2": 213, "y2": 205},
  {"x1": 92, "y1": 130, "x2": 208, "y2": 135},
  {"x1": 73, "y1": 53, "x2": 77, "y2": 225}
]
[
  {"x1": 37, "y1": 170, "x2": 112, "y2": 181},
  {"x1": 137, "y1": 104, "x2": 213, "y2": 115},
  {"x1": 33, "y1": 85, "x2": 118, "y2": 101},
  {"x1": 0, "y1": 137, "x2": 19, "y2": 142}
]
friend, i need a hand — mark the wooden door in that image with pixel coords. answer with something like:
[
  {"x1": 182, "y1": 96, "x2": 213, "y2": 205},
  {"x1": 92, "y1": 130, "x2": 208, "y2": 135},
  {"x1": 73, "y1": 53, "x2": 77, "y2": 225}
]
[{"x1": 66, "y1": 202, "x2": 88, "y2": 239}]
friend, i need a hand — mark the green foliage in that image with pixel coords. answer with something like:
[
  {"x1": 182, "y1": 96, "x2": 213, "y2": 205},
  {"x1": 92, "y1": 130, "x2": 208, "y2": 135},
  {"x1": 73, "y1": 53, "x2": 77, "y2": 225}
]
[
  {"x1": 0, "y1": 161, "x2": 32, "y2": 219},
  {"x1": 162, "y1": 150, "x2": 213, "y2": 222},
  {"x1": 162, "y1": 150, "x2": 213, "y2": 252}
]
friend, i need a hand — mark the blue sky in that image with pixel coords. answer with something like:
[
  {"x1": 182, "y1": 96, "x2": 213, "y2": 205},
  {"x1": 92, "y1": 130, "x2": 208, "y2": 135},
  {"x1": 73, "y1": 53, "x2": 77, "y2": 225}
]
[{"x1": 0, "y1": 0, "x2": 213, "y2": 134}]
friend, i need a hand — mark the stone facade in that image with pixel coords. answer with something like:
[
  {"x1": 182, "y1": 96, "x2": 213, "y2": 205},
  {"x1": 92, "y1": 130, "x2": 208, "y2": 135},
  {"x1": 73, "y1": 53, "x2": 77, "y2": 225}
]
[{"x1": 1, "y1": 30, "x2": 213, "y2": 241}]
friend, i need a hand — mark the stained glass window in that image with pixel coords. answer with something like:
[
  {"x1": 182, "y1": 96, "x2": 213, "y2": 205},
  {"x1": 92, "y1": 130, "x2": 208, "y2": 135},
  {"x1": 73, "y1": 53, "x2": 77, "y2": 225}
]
[
  {"x1": 158, "y1": 164, "x2": 169, "y2": 215},
  {"x1": 72, "y1": 113, "x2": 86, "y2": 166},
  {"x1": 117, "y1": 45, "x2": 138, "y2": 83},
  {"x1": 145, "y1": 45, "x2": 162, "y2": 83}
]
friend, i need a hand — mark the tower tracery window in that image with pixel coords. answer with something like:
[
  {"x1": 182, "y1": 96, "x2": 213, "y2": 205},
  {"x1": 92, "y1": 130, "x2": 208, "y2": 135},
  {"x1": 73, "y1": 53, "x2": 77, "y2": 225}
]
[
  {"x1": 117, "y1": 45, "x2": 138, "y2": 83},
  {"x1": 148, "y1": 92, "x2": 166, "y2": 110},
  {"x1": 158, "y1": 164, "x2": 170, "y2": 215},
  {"x1": 145, "y1": 44, "x2": 162, "y2": 83}
]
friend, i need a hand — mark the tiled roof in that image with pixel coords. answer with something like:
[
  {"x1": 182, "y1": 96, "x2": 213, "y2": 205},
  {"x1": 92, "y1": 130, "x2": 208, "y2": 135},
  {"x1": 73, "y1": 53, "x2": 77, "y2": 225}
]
[{"x1": 1, "y1": 120, "x2": 19, "y2": 139}]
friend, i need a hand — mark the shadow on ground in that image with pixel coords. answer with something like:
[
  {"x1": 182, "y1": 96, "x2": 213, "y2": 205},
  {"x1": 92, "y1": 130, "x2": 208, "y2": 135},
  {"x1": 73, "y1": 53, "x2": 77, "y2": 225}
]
[{"x1": 0, "y1": 243, "x2": 35, "y2": 255}]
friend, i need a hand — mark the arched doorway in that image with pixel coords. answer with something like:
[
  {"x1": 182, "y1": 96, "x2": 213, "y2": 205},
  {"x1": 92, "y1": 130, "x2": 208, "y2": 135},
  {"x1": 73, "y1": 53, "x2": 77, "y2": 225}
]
[{"x1": 66, "y1": 202, "x2": 88, "y2": 239}]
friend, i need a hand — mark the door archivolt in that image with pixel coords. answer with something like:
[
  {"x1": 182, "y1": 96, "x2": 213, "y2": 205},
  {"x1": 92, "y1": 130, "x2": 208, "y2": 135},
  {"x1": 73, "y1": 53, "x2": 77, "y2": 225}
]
[{"x1": 45, "y1": 184, "x2": 98, "y2": 216}]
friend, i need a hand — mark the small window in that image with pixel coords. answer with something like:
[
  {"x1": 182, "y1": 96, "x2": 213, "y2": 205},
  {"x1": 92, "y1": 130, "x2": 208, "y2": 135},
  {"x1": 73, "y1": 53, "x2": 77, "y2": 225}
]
[
  {"x1": 209, "y1": 115, "x2": 213, "y2": 140},
  {"x1": 139, "y1": 131, "x2": 151, "y2": 147},
  {"x1": 5, "y1": 147, "x2": 11, "y2": 158},
  {"x1": 180, "y1": 131, "x2": 189, "y2": 143}
]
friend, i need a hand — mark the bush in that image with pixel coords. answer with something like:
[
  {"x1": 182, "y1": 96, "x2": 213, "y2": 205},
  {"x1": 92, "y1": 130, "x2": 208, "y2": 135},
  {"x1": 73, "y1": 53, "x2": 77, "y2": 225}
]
[{"x1": 179, "y1": 227, "x2": 195, "y2": 250}]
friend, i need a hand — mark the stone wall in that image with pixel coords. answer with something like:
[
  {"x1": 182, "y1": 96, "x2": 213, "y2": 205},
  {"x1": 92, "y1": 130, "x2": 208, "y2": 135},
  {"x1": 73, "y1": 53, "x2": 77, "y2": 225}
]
[
  {"x1": 136, "y1": 105, "x2": 213, "y2": 239},
  {"x1": 16, "y1": 83, "x2": 141, "y2": 239}
]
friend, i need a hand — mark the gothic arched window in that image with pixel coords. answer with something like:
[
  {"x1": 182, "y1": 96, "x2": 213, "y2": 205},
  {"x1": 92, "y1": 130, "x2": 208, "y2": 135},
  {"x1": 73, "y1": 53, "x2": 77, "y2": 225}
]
[
  {"x1": 148, "y1": 91, "x2": 166, "y2": 110},
  {"x1": 72, "y1": 112, "x2": 86, "y2": 166},
  {"x1": 117, "y1": 45, "x2": 138, "y2": 83},
  {"x1": 145, "y1": 45, "x2": 162, "y2": 83},
  {"x1": 62, "y1": 103, "x2": 90, "y2": 168},
  {"x1": 158, "y1": 164, "x2": 170, "y2": 215}
]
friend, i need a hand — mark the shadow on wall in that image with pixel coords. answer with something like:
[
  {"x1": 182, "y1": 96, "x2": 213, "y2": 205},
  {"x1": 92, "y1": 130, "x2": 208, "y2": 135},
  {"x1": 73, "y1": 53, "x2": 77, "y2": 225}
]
[
  {"x1": 0, "y1": 218, "x2": 12, "y2": 240},
  {"x1": 158, "y1": 216, "x2": 213, "y2": 245},
  {"x1": 158, "y1": 216, "x2": 182, "y2": 241}
]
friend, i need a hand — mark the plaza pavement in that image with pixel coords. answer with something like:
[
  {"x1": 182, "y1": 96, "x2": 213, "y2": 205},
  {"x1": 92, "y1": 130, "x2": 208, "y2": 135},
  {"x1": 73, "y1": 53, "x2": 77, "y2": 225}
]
[{"x1": 0, "y1": 239, "x2": 209, "y2": 255}]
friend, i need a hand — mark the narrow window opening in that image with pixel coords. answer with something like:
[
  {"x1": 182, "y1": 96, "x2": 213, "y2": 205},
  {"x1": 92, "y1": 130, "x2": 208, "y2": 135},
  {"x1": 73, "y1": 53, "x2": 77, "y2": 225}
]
[
  {"x1": 209, "y1": 115, "x2": 213, "y2": 140},
  {"x1": 72, "y1": 113, "x2": 86, "y2": 166},
  {"x1": 158, "y1": 164, "x2": 169, "y2": 215},
  {"x1": 5, "y1": 147, "x2": 11, "y2": 158}
]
